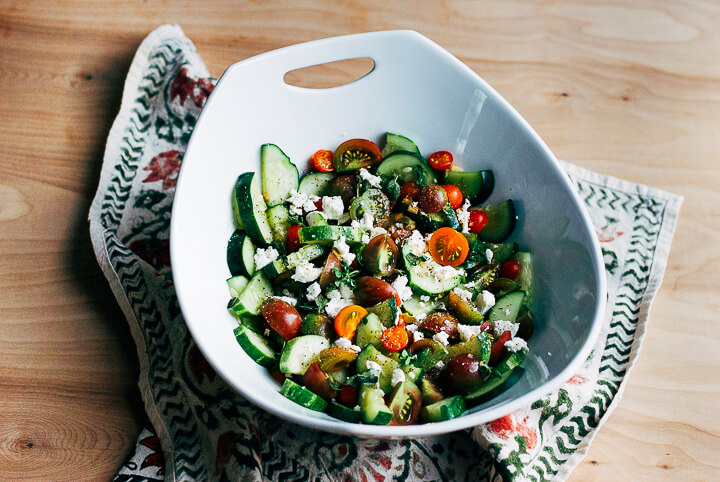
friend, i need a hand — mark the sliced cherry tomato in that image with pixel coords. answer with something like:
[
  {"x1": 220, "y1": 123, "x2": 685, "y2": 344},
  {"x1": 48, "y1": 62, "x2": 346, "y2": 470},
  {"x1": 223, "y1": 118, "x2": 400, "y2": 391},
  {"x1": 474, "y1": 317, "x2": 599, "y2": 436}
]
[
  {"x1": 333, "y1": 304, "x2": 368, "y2": 340},
  {"x1": 428, "y1": 150, "x2": 453, "y2": 170},
  {"x1": 443, "y1": 184, "x2": 463, "y2": 209},
  {"x1": 428, "y1": 227, "x2": 469, "y2": 267},
  {"x1": 490, "y1": 331, "x2": 512, "y2": 365},
  {"x1": 286, "y1": 224, "x2": 302, "y2": 252},
  {"x1": 337, "y1": 384, "x2": 359, "y2": 407},
  {"x1": 479, "y1": 321, "x2": 492, "y2": 333},
  {"x1": 381, "y1": 325, "x2": 409, "y2": 352},
  {"x1": 468, "y1": 209, "x2": 488, "y2": 233},
  {"x1": 399, "y1": 182, "x2": 421, "y2": 202},
  {"x1": 312, "y1": 149, "x2": 335, "y2": 172},
  {"x1": 314, "y1": 199, "x2": 323, "y2": 211},
  {"x1": 334, "y1": 139, "x2": 383, "y2": 171},
  {"x1": 501, "y1": 260, "x2": 520, "y2": 279}
]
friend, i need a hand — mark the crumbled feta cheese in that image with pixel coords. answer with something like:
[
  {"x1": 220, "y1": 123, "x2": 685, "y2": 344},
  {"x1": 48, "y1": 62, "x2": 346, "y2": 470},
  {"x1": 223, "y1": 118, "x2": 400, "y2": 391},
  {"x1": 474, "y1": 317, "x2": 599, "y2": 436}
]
[
  {"x1": 477, "y1": 290, "x2": 496, "y2": 315},
  {"x1": 413, "y1": 331, "x2": 425, "y2": 342},
  {"x1": 465, "y1": 281, "x2": 476, "y2": 289},
  {"x1": 430, "y1": 262, "x2": 464, "y2": 282},
  {"x1": 406, "y1": 230, "x2": 426, "y2": 256},
  {"x1": 273, "y1": 295, "x2": 297, "y2": 306},
  {"x1": 435, "y1": 360, "x2": 445, "y2": 369},
  {"x1": 391, "y1": 368, "x2": 406, "y2": 386},
  {"x1": 493, "y1": 320, "x2": 520, "y2": 338},
  {"x1": 392, "y1": 275, "x2": 413, "y2": 302},
  {"x1": 324, "y1": 289, "x2": 353, "y2": 318},
  {"x1": 264, "y1": 328, "x2": 270, "y2": 337},
  {"x1": 358, "y1": 168, "x2": 382, "y2": 188},
  {"x1": 405, "y1": 324, "x2": 418, "y2": 333},
  {"x1": 420, "y1": 295, "x2": 430, "y2": 302},
  {"x1": 415, "y1": 312, "x2": 427, "y2": 321},
  {"x1": 306, "y1": 282, "x2": 321, "y2": 301},
  {"x1": 335, "y1": 337, "x2": 361, "y2": 353},
  {"x1": 339, "y1": 282, "x2": 354, "y2": 300},
  {"x1": 433, "y1": 331, "x2": 450, "y2": 346},
  {"x1": 333, "y1": 235, "x2": 356, "y2": 265},
  {"x1": 418, "y1": 301, "x2": 426, "y2": 308},
  {"x1": 291, "y1": 260, "x2": 322, "y2": 283},
  {"x1": 361, "y1": 232, "x2": 371, "y2": 244},
  {"x1": 365, "y1": 360, "x2": 382, "y2": 372},
  {"x1": 505, "y1": 337, "x2": 528, "y2": 353},
  {"x1": 254, "y1": 246, "x2": 279, "y2": 269},
  {"x1": 287, "y1": 190, "x2": 319, "y2": 216},
  {"x1": 485, "y1": 248, "x2": 494, "y2": 264},
  {"x1": 452, "y1": 287, "x2": 474, "y2": 302},
  {"x1": 505, "y1": 308, "x2": 511, "y2": 315},
  {"x1": 370, "y1": 226, "x2": 387, "y2": 238},
  {"x1": 353, "y1": 405, "x2": 361, "y2": 412},
  {"x1": 457, "y1": 323, "x2": 484, "y2": 342},
  {"x1": 456, "y1": 199, "x2": 471, "y2": 233},
  {"x1": 321, "y1": 196, "x2": 344, "y2": 220}
]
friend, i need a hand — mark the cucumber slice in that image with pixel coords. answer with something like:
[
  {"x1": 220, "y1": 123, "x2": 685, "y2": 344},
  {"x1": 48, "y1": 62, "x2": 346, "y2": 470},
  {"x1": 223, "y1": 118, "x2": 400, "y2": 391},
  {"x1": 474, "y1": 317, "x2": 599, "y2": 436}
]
[
  {"x1": 376, "y1": 151, "x2": 437, "y2": 185},
  {"x1": 279, "y1": 335, "x2": 330, "y2": 375},
  {"x1": 236, "y1": 315, "x2": 267, "y2": 334},
  {"x1": 441, "y1": 204, "x2": 460, "y2": 230},
  {"x1": 286, "y1": 244, "x2": 325, "y2": 269},
  {"x1": 381, "y1": 132, "x2": 421, "y2": 157},
  {"x1": 227, "y1": 271, "x2": 273, "y2": 316},
  {"x1": 367, "y1": 298, "x2": 398, "y2": 328},
  {"x1": 359, "y1": 384, "x2": 393, "y2": 425},
  {"x1": 475, "y1": 200, "x2": 516, "y2": 243},
  {"x1": 355, "y1": 313, "x2": 384, "y2": 349},
  {"x1": 464, "y1": 350, "x2": 526, "y2": 406},
  {"x1": 266, "y1": 205, "x2": 291, "y2": 245},
  {"x1": 445, "y1": 332, "x2": 492, "y2": 364},
  {"x1": 513, "y1": 252, "x2": 533, "y2": 303},
  {"x1": 298, "y1": 226, "x2": 366, "y2": 245},
  {"x1": 226, "y1": 230, "x2": 256, "y2": 277},
  {"x1": 233, "y1": 324, "x2": 276, "y2": 368},
  {"x1": 226, "y1": 275, "x2": 249, "y2": 297},
  {"x1": 305, "y1": 211, "x2": 328, "y2": 227},
  {"x1": 233, "y1": 172, "x2": 274, "y2": 245},
  {"x1": 421, "y1": 395, "x2": 466, "y2": 422},
  {"x1": 443, "y1": 170, "x2": 494, "y2": 204},
  {"x1": 402, "y1": 245, "x2": 463, "y2": 296},
  {"x1": 260, "y1": 144, "x2": 299, "y2": 207},
  {"x1": 356, "y1": 344, "x2": 400, "y2": 393},
  {"x1": 280, "y1": 379, "x2": 327, "y2": 412},
  {"x1": 262, "y1": 259, "x2": 287, "y2": 278},
  {"x1": 298, "y1": 172, "x2": 335, "y2": 197},
  {"x1": 489, "y1": 291, "x2": 525, "y2": 324},
  {"x1": 327, "y1": 400, "x2": 362, "y2": 423},
  {"x1": 402, "y1": 294, "x2": 441, "y2": 318}
]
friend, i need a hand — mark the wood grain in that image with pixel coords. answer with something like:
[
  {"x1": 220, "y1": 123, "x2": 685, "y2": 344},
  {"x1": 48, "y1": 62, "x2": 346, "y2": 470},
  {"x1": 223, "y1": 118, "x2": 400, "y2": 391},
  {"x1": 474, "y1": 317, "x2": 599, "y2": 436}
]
[{"x1": 0, "y1": 0, "x2": 718, "y2": 479}]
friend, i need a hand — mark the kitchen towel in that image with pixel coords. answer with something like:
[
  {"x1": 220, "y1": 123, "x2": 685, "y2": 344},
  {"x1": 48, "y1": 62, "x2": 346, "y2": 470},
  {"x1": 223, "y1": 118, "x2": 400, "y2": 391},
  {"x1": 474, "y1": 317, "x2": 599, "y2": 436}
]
[{"x1": 90, "y1": 25, "x2": 682, "y2": 482}]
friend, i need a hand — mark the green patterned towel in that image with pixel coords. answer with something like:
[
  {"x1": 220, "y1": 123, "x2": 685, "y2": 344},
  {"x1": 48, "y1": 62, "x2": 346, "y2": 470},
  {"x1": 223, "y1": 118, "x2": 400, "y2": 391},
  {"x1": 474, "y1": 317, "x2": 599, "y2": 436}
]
[{"x1": 90, "y1": 25, "x2": 682, "y2": 481}]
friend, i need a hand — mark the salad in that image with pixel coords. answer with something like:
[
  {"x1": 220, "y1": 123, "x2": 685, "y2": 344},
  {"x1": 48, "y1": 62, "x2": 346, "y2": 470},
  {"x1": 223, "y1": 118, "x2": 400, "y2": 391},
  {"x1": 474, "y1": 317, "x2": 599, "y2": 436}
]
[{"x1": 226, "y1": 133, "x2": 533, "y2": 425}]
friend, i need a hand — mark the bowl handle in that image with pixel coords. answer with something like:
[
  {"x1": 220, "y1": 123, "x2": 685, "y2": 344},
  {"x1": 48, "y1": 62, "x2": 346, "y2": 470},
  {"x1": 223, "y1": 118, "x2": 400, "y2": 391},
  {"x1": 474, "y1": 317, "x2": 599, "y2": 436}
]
[{"x1": 227, "y1": 30, "x2": 440, "y2": 88}]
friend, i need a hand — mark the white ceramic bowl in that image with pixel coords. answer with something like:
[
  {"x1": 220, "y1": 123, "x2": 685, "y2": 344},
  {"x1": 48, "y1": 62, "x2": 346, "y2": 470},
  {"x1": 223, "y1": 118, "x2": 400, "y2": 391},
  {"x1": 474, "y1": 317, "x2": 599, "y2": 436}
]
[{"x1": 171, "y1": 30, "x2": 606, "y2": 437}]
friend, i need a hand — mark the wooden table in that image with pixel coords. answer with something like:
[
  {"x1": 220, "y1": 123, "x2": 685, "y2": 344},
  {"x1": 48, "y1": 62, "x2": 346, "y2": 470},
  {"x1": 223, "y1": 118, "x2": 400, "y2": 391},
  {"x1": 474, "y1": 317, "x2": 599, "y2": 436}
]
[{"x1": 1, "y1": 1, "x2": 718, "y2": 480}]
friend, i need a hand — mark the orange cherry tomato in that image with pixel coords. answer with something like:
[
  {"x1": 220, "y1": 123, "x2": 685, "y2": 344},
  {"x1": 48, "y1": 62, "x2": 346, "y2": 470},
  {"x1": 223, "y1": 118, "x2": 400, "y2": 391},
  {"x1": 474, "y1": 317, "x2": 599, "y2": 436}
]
[
  {"x1": 333, "y1": 305, "x2": 368, "y2": 340},
  {"x1": 312, "y1": 149, "x2": 335, "y2": 172},
  {"x1": 428, "y1": 150, "x2": 453, "y2": 170},
  {"x1": 381, "y1": 325, "x2": 409, "y2": 352},
  {"x1": 443, "y1": 184, "x2": 463, "y2": 209},
  {"x1": 334, "y1": 139, "x2": 383, "y2": 171},
  {"x1": 428, "y1": 227, "x2": 469, "y2": 267}
]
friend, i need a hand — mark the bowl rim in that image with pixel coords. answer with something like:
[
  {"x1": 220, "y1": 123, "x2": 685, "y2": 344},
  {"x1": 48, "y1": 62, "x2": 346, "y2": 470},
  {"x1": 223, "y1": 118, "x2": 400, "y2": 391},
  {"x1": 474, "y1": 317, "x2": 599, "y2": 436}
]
[{"x1": 170, "y1": 30, "x2": 607, "y2": 437}]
